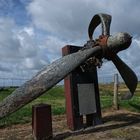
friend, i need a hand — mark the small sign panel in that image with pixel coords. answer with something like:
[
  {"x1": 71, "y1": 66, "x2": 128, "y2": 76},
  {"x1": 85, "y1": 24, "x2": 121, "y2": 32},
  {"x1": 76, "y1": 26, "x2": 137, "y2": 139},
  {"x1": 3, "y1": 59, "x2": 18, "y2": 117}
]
[{"x1": 78, "y1": 83, "x2": 96, "y2": 115}]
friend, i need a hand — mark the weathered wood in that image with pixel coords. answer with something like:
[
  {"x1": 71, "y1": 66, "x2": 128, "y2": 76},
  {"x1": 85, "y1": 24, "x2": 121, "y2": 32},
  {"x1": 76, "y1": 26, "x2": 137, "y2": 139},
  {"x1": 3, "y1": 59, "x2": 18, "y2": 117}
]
[
  {"x1": 113, "y1": 73, "x2": 119, "y2": 110},
  {"x1": 0, "y1": 46, "x2": 101, "y2": 119},
  {"x1": 32, "y1": 104, "x2": 52, "y2": 140}
]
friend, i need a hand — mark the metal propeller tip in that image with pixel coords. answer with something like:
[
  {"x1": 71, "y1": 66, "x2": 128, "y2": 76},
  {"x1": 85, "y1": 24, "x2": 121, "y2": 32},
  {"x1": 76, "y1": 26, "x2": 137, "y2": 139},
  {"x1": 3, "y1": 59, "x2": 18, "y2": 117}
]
[
  {"x1": 107, "y1": 32, "x2": 132, "y2": 54},
  {"x1": 116, "y1": 32, "x2": 132, "y2": 47}
]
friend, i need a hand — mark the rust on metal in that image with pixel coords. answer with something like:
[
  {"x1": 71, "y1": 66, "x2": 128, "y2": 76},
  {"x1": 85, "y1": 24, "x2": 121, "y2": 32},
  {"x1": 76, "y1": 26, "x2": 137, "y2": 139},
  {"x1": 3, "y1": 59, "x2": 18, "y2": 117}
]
[{"x1": 97, "y1": 35, "x2": 108, "y2": 47}]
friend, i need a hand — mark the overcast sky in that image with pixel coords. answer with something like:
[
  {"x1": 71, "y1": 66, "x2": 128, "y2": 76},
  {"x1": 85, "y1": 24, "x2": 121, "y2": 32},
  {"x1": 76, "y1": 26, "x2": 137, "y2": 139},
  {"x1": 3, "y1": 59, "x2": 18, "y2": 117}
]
[{"x1": 0, "y1": 0, "x2": 140, "y2": 80}]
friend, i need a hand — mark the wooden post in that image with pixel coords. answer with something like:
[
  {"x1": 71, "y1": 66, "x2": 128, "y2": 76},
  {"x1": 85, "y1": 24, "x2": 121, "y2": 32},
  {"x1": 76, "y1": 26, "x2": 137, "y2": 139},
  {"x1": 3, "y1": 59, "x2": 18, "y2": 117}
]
[
  {"x1": 113, "y1": 73, "x2": 119, "y2": 110},
  {"x1": 32, "y1": 104, "x2": 53, "y2": 140}
]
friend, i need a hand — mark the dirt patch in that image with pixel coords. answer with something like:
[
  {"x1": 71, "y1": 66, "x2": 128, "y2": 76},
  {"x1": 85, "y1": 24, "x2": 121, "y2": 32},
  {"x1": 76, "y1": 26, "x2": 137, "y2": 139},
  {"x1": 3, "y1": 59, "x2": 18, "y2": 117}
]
[{"x1": 0, "y1": 109, "x2": 140, "y2": 140}]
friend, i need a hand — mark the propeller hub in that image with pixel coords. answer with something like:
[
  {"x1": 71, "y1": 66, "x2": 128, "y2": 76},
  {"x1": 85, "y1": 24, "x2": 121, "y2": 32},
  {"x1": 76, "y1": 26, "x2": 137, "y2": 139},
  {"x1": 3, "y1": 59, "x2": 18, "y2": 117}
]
[{"x1": 93, "y1": 32, "x2": 132, "y2": 59}]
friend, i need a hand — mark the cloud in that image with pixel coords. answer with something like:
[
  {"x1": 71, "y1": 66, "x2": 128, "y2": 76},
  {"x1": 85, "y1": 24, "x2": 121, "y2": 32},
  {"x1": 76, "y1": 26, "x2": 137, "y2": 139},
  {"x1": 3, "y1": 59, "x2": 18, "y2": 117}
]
[
  {"x1": 27, "y1": 0, "x2": 102, "y2": 40},
  {"x1": 44, "y1": 36, "x2": 68, "y2": 61},
  {"x1": 16, "y1": 27, "x2": 50, "y2": 70},
  {"x1": 0, "y1": 17, "x2": 49, "y2": 78},
  {"x1": 0, "y1": 18, "x2": 21, "y2": 60},
  {"x1": 0, "y1": 0, "x2": 30, "y2": 25},
  {"x1": 0, "y1": 0, "x2": 140, "y2": 82},
  {"x1": 27, "y1": 0, "x2": 140, "y2": 40},
  {"x1": 118, "y1": 38, "x2": 140, "y2": 74},
  {"x1": 0, "y1": 64, "x2": 11, "y2": 72}
]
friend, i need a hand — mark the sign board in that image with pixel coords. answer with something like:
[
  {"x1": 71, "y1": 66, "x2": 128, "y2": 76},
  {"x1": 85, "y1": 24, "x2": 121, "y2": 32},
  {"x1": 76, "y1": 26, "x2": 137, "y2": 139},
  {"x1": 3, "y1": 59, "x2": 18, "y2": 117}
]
[{"x1": 78, "y1": 83, "x2": 96, "y2": 115}]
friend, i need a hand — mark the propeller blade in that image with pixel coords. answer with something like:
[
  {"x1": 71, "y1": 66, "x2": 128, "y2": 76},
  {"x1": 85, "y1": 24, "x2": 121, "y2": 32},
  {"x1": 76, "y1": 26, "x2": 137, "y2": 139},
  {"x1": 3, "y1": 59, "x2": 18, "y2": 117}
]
[
  {"x1": 88, "y1": 13, "x2": 111, "y2": 40},
  {"x1": 0, "y1": 46, "x2": 102, "y2": 119},
  {"x1": 111, "y1": 54, "x2": 138, "y2": 99}
]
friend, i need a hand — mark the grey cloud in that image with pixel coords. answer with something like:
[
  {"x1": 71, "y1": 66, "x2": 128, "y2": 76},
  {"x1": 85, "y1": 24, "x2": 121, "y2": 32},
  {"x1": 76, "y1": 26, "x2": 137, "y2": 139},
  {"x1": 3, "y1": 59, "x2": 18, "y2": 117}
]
[
  {"x1": 20, "y1": 57, "x2": 47, "y2": 70},
  {"x1": 45, "y1": 36, "x2": 67, "y2": 61},
  {"x1": 118, "y1": 38, "x2": 140, "y2": 74},
  {"x1": 106, "y1": 1, "x2": 140, "y2": 36},
  {"x1": 0, "y1": 64, "x2": 11, "y2": 72},
  {"x1": 0, "y1": 18, "x2": 21, "y2": 60},
  {"x1": 27, "y1": 0, "x2": 140, "y2": 78},
  {"x1": 27, "y1": 0, "x2": 140, "y2": 41},
  {"x1": 27, "y1": 0, "x2": 106, "y2": 41},
  {"x1": 0, "y1": 0, "x2": 140, "y2": 80},
  {"x1": 17, "y1": 28, "x2": 38, "y2": 58},
  {"x1": 0, "y1": 17, "x2": 50, "y2": 78}
]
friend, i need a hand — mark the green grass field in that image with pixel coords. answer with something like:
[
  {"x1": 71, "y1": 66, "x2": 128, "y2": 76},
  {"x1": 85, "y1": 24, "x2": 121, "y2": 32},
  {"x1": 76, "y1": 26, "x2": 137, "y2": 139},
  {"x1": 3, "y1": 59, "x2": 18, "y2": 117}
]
[{"x1": 0, "y1": 84, "x2": 140, "y2": 128}]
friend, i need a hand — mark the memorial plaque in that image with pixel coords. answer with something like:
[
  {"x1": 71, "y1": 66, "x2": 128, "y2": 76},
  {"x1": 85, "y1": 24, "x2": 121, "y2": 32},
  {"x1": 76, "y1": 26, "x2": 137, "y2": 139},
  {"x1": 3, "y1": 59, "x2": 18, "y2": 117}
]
[{"x1": 78, "y1": 83, "x2": 96, "y2": 115}]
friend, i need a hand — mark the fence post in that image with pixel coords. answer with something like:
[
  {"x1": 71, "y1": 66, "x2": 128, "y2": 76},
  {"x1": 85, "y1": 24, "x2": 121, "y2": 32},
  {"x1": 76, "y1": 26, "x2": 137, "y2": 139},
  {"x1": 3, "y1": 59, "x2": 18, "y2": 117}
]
[
  {"x1": 32, "y1": 104, "x2": 53, "y2": 140},
  {"x1": 113, "y1": 73, "x2": 119, "y2": 110}
]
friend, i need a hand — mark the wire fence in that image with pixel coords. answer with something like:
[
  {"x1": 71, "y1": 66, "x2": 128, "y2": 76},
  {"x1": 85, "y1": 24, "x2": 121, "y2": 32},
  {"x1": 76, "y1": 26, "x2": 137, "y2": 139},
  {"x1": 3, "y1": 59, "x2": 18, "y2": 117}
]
[
  {"x1": 0, "y1": 74, "x2": 140, "y2": 88},
  {"x1": 98, "y1": 74, "x2": 140, "y2": 84},
  {"x1": 0, "y1": 78, "x2": 29, "y2": 88}
]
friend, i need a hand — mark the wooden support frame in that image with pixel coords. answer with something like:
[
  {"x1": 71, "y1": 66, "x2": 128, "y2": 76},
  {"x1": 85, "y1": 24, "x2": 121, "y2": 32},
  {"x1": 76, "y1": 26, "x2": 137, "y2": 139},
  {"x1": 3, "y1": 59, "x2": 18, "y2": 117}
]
[{"x1": 62, "y1": 45, "x2": 102, "y2": 131}]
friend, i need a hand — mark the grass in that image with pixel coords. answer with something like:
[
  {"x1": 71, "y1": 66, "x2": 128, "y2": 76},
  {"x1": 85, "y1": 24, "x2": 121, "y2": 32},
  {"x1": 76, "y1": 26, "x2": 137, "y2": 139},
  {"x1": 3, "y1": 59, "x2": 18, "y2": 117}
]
[
  {"x1": 0, "y1": 86, "x2": 65, "y2": 127},
  {"x1": 0, "y1": 84, "x2": 140, "y2": 127}
]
